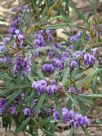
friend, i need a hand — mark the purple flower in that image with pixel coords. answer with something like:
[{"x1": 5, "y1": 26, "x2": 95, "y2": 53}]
[
  {"x1": 32, "y1": 99, "x2": 37, "y2": 106},
  {"x1": 18, "y1": 34, "x2": 23, "y2": 41},
  {"x1": 52, "y1": 108, "x2": 90, "y2": 128},
  {"x1": 49, "y1": 79, "x2": 56, "y2": 85},
  {"x1": 67, "y1": 85, "x2": 76, "y2": 93},
  {"x1": 52, "y1": 109, "x2": 58, "y2": 121},
  {"x1": 46, "y1": 29, "x2": 52, "y2": 41},
  {"x1": 70, "y1": 60, "x2": 78, "y2": 69},
  {"x1": 9, "y1": 105, "x2": 16, "y2": 115},
  {"x1": 0, "y1": 57, "x2": 7, "y2": 63},
  {"x1": 0, "y1": 45, "x2": 5, "y2": 53},
  {"x1": 84, "y1": 53, "x2": 96, "y2": 65},
  {"x1": 84, "y1": 35, "x2": 90, "y2": 41},
  {"x1": 13, "y1": 30, "x2": 24, "y2": 48},
  {"x1": 38, "y1": 34, "x2": 44, "y2": 42},
  {"x1": 3, "y1": 37, "x2": 10, "y2": 43},
  {"x1": 70, "y1": 32, "x2": 81, "y2": 42},
  {"x1": 67, "y1": 85, "x2": 82, "y2": 94},
  {"x1": 15, "y1": 29, "x2": 20, "y2": 35},
  {"x1": 89, "y1": 55, "x2": 96, "y2": 64},
  {"x1": 55, "y1": 43, "x2": 62, "y2": 49},
  {"x1": 70, "y1": 120, "x2": 79, "y2": 128},
  {"x1": 34, "y1": 31, "x2": 46, "y2": 47},
  {"x1": 91, "y1": 48, "x2": 98, "y2": 55},
  {"x1": 48, "y1": 51, "x2": 56, "y2": 58},
  {"x1": 12, "y1": 56, "x2": 31, "y2": 75},
  {"x1": 23, "y1": 107, "x2": 31, "y2": 116},
  {"x1": 52, "y1": 58, "x2": 63, "y2": 69},
  {"x1": 62, "y1": 108, "x2": 69, "y2": 123},
  {"x1": 61, "y1": 51, "x2": 71, "y2": 61},
  {"x1": 42, "y1": 63, "x2": 54, "y2": 74},
  {"x1": 73, "y1": 51, "x2": 83, "y2": 58},
  {"x1": 47, "y1": 85, "x2": 58, "y2": 95},
  {"x1": 68, "y1": 45, "x2": 73, "y2": 49},
  {"x1": 9, "y1": 6, "x2": 25, "y2": 36},
  {"x1": 75, "y1": 113, "x2": 90, "y2": 126},
  {"x1": 0, "y1": 98, "x2": 7, "y2": 115},
  {"x1": 32, "y1": 80, "x2": 47, "y2": 95},
  {"x1": 34, "y1": 39, "x2": 40, "y2": 45}
]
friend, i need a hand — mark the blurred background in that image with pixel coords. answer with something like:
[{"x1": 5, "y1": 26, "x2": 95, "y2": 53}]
[{"x1": 0, "y1": 0, "x2": 102, "y2": 36}]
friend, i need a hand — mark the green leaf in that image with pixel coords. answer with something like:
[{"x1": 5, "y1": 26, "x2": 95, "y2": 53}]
[
  {"x1": 79, "y1": 94, "x2": 102, "y2": 98},
  {"x1": 62, "y1": 67, "x2": 70, "y2": 85},
  {"x1": 81, "y1": 127, "x2": 90, "y2": 136},
  {"x1": 36, "y1": 93, "x2": 46, "y2": 114},
  {"x1": 41, "y1": 23, "x2": 68, "y2": 29},
  {"x1": 28, "y1": 74, "x2": 34, "y2": 82},
  {"x1": 69, "y1": 127, "x2": 74, "y2": 136},
  {"x1": 28, "y1": 46, "x2": 51, "y2": 52},
  {"x1": 54, "y1": 95, "x2": 63, "y2": 122},
  {"x1": 26, "y1": 91, "x2": 35, "y2": 103},
  {"x1": 15, "y1": 117, "x2": 31, "y2": 134},
  {"x1": 7, "y1": 90, "x2": 22, "y2": 105},
  {"x1": 79, "y1": 68, "x2": 102, "y2": 86}
]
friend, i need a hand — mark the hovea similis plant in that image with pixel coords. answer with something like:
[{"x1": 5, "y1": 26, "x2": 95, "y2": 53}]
[{"x1": 0, "y1": 4, "x2": 102, "y2": 136}]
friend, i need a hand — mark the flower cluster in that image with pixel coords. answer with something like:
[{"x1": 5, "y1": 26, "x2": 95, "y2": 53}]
[
  {"x1": 67, "y1": 85, "x2": 82, "y2": 94},
  {"x1": 34, "y1": 29, "x2": 52, "y2": 48},
  {"x1": 9, "y1": 6, "x2": 25, "y2": 36},
  {"x1": 12, "y1": 55, "x2": 31, "y2": 75},
  {"x1": 83, "y1": 53, "x2": 96, "y2": 65},
  {"x1": 32, "y1": 79, "x2": 60, "y2": 95},
  {"x1": 53, "y1": 108, "x2": 90, "y2": 128}
]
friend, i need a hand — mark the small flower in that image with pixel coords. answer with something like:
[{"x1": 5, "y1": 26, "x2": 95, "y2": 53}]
[
  {"x1": 42, "y1": 63, "x2": 54, "y2": 74},
  {"x1": 73, "y1": 51, "x2": 83, "y2": 58},
  {"x1": 23, "y1": 107, "x2": 31, "y2": 116},
  {"x1": 47, "y1": 85, "x2": 58, "y2": 95},
  {"x1": 0, "y1": 98, "x2": 7, "y2": 115},
  {"x1": 0, "y1": 57, "x2": 7, "y2": 63},
  {"x1": 48, "y1": 51, "x2": 56, "y2": 58},
  {"x1": 55, "y1": 43, "x2": 62, "y2": 49},
  {"x1": 84, "y1": 35, "x2": 90, "y2": 41},
  {"x1": 67, "y1": 85, "x2": 76, "y2": 93},
  {"x1": 52, "y1": 109, "x2": 58, "y2": 121},
  {"x1": 70, "y1": 60, "x2": 78, "y2": 69},
  {"x1": 89, "y1": 55, "x2": 96, "y2": 64},
  {"x1": 46, "y1": 29, "x2": 52, "y2": 41},
  {"x1": 70, "y1": 32, "x2": 81, "y2": 42},
  {"x1": 9, "y1": 105, "x2": 16, "y2": 115},
  {"x1": 3, "y1": 37, "x2": 10, "y2": 43},
  {"x1": 52, "y1": 58, "x2": 63, "y2": 69},
  {"x1": 12, "y1": 55, "x2": 31, "y2": 75},
  {"x1": 91, "y1": 48, "x2": 98, "y2": 55},
  {"x1": 61, "y1": 51, "x2": 71, "y2": 61},
  {"x1": 0, "y1": 45, "x2": 5, "y2": 53},
  {"x1": 62, "y1": 108, "x2": 69, "y2": 123}
]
